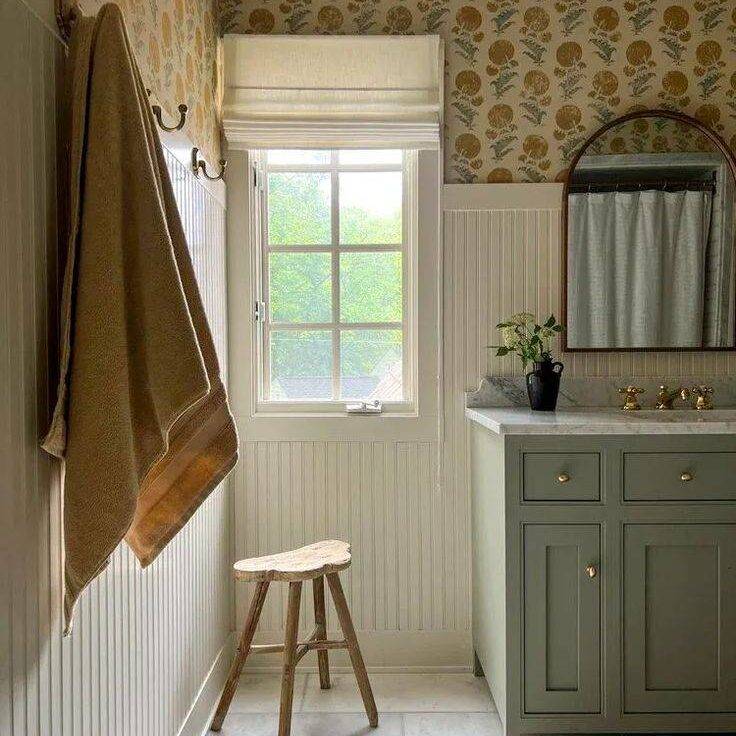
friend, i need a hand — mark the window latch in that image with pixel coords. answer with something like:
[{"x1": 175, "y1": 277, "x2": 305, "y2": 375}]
[
  {"x1": 254, "y1": 300, "x2": 266, "y2": 322},
  {"x1": 346, "y1": 400, "x2": 383, "y2": 415}
]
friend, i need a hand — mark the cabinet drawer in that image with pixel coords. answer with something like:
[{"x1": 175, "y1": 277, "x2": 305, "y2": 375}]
[
  {"x1": 523, "y1": 453, "x2": 600, "y2": 501},
  {"x1": 624, "y1": 452, "x2": 736, "y2": 501}
]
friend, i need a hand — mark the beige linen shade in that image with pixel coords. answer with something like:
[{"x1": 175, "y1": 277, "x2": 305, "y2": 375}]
[{"x1": 42, "y1": 3, "x2": 238, "y2": 632}]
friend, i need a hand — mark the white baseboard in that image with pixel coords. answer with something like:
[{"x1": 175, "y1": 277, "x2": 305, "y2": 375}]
[
  {"x1": 244, "y1": 629, "x2": 472, "y2": 673},
  {"x1": 176, "y1": 637, "x2": 236, "y2": 736}
]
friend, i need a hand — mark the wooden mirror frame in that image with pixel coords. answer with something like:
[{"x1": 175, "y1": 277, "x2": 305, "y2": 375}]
[{"x1": 561, "y1": 108, "x2": 736, "y2": 353}]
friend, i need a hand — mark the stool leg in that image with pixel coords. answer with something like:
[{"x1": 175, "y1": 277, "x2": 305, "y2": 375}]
[
  {"x1": 312, "y1": 576, "x2": 331, "y2": 689},
  {"x1": 326, "y1": 572, "x2": 378, "y2": 727},
  {"x1": 210, "y1": 581, "x2": 269, "y2": 732},
  {"x1": 278, "y1": 581, "x2": 302, "y2": 736}
]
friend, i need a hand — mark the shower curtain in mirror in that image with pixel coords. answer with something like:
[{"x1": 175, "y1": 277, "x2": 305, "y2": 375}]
[{"x1": 568, "y1": 189, "x2": 713, "y2": 348}]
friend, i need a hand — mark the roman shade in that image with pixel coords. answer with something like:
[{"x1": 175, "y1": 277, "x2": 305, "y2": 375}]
[{"x1": 222, "y1": 34, "x2": 443, "y2": 149}]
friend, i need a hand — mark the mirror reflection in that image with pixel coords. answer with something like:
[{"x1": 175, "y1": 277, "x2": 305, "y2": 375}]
[{"x1": 565, "y1": 113, "x2": 736, "y2": 350}]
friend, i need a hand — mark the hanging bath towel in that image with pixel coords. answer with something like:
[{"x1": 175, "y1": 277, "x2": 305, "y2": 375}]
[{"x1": 42, "y1": 3, "x2": 238, "y2": 632}]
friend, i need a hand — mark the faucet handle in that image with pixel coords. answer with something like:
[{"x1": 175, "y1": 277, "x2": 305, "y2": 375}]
[
  {"x1": 618, "y1": 385, "x2": 645, "y2": 411},
  {"x1": 655, "y1": 385, "x2": 683, "y2": 410},
  {"x1": 691, "y1": 385, "x2": 714, "y2": 410}
]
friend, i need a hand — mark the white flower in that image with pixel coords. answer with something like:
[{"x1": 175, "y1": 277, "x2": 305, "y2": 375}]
[
  {"x1": 501, "y1": 325, "x2": 518, "y2": 348},
  {"x1": 511, "y1": 312, "x2": 535, "y2": 326}
]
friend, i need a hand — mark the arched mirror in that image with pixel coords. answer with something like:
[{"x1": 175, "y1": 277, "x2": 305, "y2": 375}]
[{"x1": 562, "y1": 109, "x2": 736, "y2": 352}]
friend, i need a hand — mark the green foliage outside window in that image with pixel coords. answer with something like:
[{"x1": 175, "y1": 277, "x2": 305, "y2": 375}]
[{"x1": 266, "y1": 170, "x2": 405, "y2": 398}]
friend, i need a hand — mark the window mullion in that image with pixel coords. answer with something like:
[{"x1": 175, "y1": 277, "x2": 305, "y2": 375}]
[
  {"x1": 331, "y1": 153, "x2": 340, "y2": 400},
  {"x1": 260, "y1": 159, "x2": 272, "y2": 401}
]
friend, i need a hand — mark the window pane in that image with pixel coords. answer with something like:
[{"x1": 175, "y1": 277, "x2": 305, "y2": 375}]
[
  {"x1": 269, "y1": 252, "x2": 331, "y2": 323},
  {"x1": 340, "y1": 251, "x2": 402, "y2": 322},
  {"x1": 340, "y1": 330, "x2": 403, "y2": 400},
  {"x1": 268, "y1": 173, "x2": 330, "y2": 245},
  {"x1": 268, "y1": 150, "x2": 330, "y2": 165},
  {"x1": 270, "y1": 330, "x2": 333, "y2": 400},
  {"x1": 339, "y1": 150, "x2": 402, "y2": 165},
  {"x1": 339, "y1": 172, "x2": 402, "y2": 244}
]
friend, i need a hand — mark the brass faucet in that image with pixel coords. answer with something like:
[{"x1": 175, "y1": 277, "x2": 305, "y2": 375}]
[
  {"x1": 618, "y1": 385, "x2": 645, "y2": 411},
  {"x1": 655, "y1": 385, "x2": 690, "y2": 410},
  {"x1": 690, "y1": 385, "x2": 714, "y2": 410}
]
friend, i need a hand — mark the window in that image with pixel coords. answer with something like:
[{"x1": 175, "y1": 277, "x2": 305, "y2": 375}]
[{"x1": 253, "y1": 149, "x2": 415, "y2": 408}]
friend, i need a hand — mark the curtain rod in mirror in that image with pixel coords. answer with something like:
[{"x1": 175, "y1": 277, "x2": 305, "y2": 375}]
[{"x1": 569, "y1": 178, "x2": 717, "y2": 194}]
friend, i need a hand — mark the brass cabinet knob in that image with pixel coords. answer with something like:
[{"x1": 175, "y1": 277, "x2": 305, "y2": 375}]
[
  {"x1": 557, "y1": 473, "x2": 570, "y2": 484},
  {"x1": 681, "y1": 471, "x2": 693, "y2": 482},
  {"x1": 585, "y1": 564, "x2": 598, "y2": 578}
]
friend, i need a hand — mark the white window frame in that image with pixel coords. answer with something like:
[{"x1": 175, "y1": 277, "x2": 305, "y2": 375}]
[{"x1": 250, "y1": 149, "x2": 419, "y2": 415}]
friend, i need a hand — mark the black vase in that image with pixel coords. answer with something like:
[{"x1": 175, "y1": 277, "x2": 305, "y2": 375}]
[{"x1": 525, "y1": 358, "x2": 564, "y2": 411}]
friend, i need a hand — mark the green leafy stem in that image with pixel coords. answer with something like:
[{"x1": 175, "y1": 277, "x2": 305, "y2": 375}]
[{"x1": 488, "y1": 313, "x2": 563, "y2": 370}]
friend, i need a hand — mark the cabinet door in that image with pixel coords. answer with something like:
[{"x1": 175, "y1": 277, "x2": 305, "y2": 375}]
[
  {"x1": 624, "y1": 524, "x2": 736, "y2": 713},
  {"x1": 523, "y1": 524, "x2": 601, "y2": 714}
]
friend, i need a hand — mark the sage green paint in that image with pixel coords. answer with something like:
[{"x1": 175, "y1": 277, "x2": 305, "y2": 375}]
[
  {"x1": 624, "y1": 451, "x2": 736, "y2": 501},
  {"x1": 523, "y1": 452, "x2": 600, "y2": 501},
  {"x1": 470, "y1": 425, "x2": 736, "y2": 735},
  {"x1": 523, "y1": 524, "x2": 601, "y2": 714},
  {"x1": 624, "y1": 523, "x2": 736, "y2": 713}
]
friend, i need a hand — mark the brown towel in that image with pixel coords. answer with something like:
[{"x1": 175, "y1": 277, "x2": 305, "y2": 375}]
[{"x1": 42, "y1": 3, "x2": 238, "y2": 632}]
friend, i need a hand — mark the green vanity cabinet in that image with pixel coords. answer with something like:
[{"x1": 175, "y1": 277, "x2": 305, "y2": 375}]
[{"x1": 469, "y1": 421, "x2": 736, "y2": 735}]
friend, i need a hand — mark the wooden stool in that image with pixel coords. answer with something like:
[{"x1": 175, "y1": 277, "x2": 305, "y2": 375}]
[{"x1": 210, "y1": 540, "x2": 378, "y2": 734}]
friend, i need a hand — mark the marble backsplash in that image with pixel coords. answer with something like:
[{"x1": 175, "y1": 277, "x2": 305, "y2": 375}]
[{"x1": 467, "y1": 376, "x2": 736, "y2": 410}]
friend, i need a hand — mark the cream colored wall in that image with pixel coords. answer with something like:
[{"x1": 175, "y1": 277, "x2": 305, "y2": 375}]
[
  {"x1": 225, "y1": 148, "x2": 474, "y2": 670},
  {"x1": 226, "y1": 182, "x2": 736, "y2": 674},
  {"x1": 445, "y1": 184, "x2": 736, "y2": 378},
  {"x1": 0, "y1": 1, "x2": 232, "y2": 732},
  {"x1": 231, "y1": 438, "x2": 471, "y2": 669}
]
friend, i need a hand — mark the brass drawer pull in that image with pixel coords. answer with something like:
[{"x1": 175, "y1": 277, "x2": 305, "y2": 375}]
[
  {"x1": 681, "y1": 471, "x2": 693, "y2": 482},
  {"x1": 557, "y1": 473, "x2": 570, "y2": 484},
  {"x1": 585, "y1": 564, "x2": 597, "y2": 578}
]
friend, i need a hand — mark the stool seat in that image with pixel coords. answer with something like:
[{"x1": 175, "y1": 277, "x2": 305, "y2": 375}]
[{"x1": 233, "y1": 539, "x2": 352, "y2": 582}]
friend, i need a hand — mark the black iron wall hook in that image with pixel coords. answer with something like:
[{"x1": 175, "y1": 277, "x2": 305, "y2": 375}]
[
  {"x1": 191, "y1": 148, "x2": 227, "y2": 181},
  {"x1": 152, "y1": 103, "x2": 188, "y2": 132},
  {"x1": 55, "y1": 0, "x2": 79, "y2": 41},
  {"x1": 145, "y1": 89, "x2": 188, "y2": 132}
]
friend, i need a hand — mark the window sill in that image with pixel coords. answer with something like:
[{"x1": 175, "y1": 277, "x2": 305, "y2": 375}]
[
  {"x1": 254, "y1": 400, "x2": 417, "y2": 418},
  {"x1": 236, "y1": 404, "x2": 437, "y2": 442}
]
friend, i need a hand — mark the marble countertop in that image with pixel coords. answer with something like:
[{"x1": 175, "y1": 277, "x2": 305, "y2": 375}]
[{"x1": 465, "y1": 407, "x2": 736, "y2": 435}]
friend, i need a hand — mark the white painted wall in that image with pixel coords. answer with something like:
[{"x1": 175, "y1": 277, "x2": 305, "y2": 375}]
[
  {"x1": 0, "y1": 1, "x2": 232, "y2": 732},
  {"x1": 225, "y1": 148, "x2": 475, "y2": 670},
  {"x1": 445, "y1": 184, "x2": 736, "y2": 378}
]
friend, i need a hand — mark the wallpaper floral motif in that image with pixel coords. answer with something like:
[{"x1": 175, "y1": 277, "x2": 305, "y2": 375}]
[
  {"x1": 219, "y1": 0, "x2": 736, "y2": 183},
  {"x1": 85, "y1": 0, "x2": 222, "y2": 163}
]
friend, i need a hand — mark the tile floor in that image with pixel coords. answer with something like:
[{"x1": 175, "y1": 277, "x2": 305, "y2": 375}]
[{"x1": 217, "y1": 673, "x2": 501, "y2": 735}]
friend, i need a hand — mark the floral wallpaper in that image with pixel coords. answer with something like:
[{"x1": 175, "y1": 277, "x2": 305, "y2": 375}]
[
  {"x1": 218, "y1": 0, "x2": 736, "y2": 183},
  {"x1": 85, "y1": 0, "x2": 222, "y2": 163}
]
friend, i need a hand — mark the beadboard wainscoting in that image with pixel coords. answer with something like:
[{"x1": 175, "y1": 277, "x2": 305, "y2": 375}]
[
  {"x1": 444, "y1": 184, "x2": 736, "y2": 378},
  {"x1": 226, "y1": 146, "x2": 472, "y2": 672},
  {"x1": 0, "y1": 1, "x2": 232, "y2": 732},
  {"x1": 230, "y1": 436, "x2": 471, "y2": 670}
]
